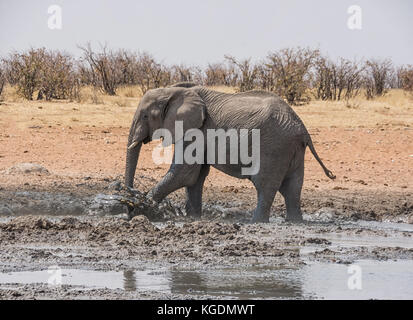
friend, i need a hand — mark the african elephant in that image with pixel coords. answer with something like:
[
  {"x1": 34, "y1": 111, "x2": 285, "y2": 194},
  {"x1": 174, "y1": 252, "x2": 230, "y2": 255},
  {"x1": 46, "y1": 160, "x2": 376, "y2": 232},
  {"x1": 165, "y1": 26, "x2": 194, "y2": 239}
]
[{"x1": 125, "y1": 83, "x2": 335, "y2": 223}]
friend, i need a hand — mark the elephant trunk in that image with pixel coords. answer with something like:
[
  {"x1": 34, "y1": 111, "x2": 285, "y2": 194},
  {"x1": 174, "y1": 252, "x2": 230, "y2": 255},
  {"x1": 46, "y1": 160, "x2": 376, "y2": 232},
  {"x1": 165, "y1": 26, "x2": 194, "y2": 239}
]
[{"x1": 125, "y1": 134, "x2": 142, "y2": 188}]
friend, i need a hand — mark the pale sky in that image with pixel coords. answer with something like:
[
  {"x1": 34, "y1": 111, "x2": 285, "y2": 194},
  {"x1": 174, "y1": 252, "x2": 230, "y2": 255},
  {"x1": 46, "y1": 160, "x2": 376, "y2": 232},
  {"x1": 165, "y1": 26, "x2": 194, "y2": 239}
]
[{"x1": 0, "y1": 0, "x2": 412, "y2": 66}]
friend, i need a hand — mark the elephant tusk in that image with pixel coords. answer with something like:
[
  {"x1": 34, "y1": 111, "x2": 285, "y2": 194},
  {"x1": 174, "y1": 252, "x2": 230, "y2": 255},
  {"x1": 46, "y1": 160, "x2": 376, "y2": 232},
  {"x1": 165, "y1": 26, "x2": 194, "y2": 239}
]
[{"x1": 128, "y1": 141, "x2": 139, "y2": 150}]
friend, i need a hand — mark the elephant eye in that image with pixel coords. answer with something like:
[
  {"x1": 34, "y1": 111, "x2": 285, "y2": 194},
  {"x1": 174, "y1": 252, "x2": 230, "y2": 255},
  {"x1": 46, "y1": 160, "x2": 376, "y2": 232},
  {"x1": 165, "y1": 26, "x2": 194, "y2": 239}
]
[{"x1": 142, "y1": 114, "x2": 148, "y2": 120}]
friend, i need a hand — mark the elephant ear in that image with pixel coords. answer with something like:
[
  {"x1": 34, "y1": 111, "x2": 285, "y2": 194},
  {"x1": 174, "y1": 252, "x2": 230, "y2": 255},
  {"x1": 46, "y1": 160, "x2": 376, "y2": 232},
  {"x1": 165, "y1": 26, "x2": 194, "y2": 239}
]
[{"x1": 162, "y1": 89, "x2": 206, "y2": 144}]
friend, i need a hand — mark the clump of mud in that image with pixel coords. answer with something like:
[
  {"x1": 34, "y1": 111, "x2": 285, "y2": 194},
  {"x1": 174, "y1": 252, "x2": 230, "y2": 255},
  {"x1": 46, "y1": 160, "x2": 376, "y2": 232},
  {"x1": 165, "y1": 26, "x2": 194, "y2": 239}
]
[
  {"x1": 1, "y1": 216, "x2": 54, "y2": 231},
  {"x1": 0, "y1": 215, "x2": 94, "y2": 240},
  {"x1": 4, "y1": 163, "x2": 49, "y2": 175},
  {"x1": 129, "y1": 215, "x2": 159, "y2": 233},
  {"x1": 160, "y1": 221, "x2": 241, "y2": 238},
  {"x1": 117, "y1": 187, "x2": 183, "y2": 221}
]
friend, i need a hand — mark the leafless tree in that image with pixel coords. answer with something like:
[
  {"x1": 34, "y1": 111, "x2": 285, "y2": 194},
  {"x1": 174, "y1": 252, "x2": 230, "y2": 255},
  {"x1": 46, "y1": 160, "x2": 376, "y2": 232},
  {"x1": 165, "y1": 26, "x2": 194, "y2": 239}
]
[
  {"x1": 170, "y1": 64, "x2": 194, "y2": 83},
  {"x1": 3, "y1": 45, "x2": 412, "y2": 103},
  {"x1": 266, "y1": 47, "x2": 319, "y2": 104},
  {"x1": 79, "y1": 43, "x2": 125, "y2": 95},
  {"x1": 255, "y1": 62, "x2": 274, "y2": 91},
  {"x1": 225, "y1": 56, "x2": 257, "y2": 92},
  {"x1": 191, "y1": 66, "x2": 206, "y2": 86},
  {"x1": 0, "y1": 62, "x2": 6, "y2": 98},
  {"x1": 204, "y1": 62, "x2": 238, "y2": 86},
  {"x1": 313, "y1": 56, "x2": 364, "y2": 101},
  {"x1": 363, "y1": 58, "x2": 393, "y2": 99},
  {"x1": 398, "y1": 65, "x2": 413, "y2": 92},
  {"x1": 133, "y1": 52, "x2": 170, "y2": 94}
]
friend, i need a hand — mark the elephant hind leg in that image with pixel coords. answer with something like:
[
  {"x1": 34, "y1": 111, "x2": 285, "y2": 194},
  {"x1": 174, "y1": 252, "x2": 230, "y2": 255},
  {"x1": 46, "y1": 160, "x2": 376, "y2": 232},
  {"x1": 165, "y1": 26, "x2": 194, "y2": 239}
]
[
  {"x1": 250, "y1": 174, "x2": 282, "y2": 223},
  {"x1": 250, "y1": 187, "x2": 278, "y2": 223},
  {"x1": 279, "y1": 162, "x2": 304, "y2": 222}
]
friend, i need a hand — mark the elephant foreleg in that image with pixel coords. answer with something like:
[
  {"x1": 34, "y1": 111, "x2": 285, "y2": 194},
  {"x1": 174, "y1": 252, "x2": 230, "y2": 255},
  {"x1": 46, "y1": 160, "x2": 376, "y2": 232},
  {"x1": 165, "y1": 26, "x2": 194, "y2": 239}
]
[
  {"x1": 149, "y1": 163, "x2": 202, "y2": 203},
  {"x1": 185, "y1": 165, "x2": 210, "y2": 218}
]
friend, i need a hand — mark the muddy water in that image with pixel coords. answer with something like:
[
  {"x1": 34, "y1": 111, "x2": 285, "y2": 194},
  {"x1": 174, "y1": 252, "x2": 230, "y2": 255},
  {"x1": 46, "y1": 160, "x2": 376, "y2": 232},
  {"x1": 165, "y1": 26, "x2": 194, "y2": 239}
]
[
  {"x1": 1, "y1": 260, "x2": 413, "y2": 299},
  {"x1": 1, "y1": 218, "x2": 413, "y2": 299},
  {"x1": 1, "y1": 201, "x2": 412, "y2": 299}
]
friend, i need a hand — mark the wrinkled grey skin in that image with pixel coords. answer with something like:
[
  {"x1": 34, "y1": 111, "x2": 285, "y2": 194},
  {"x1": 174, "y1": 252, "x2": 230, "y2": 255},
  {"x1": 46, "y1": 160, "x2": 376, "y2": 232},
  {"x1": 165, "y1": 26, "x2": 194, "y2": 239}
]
[{"x1": 125, "y1": 83, "x2": 335, "y2": 223}]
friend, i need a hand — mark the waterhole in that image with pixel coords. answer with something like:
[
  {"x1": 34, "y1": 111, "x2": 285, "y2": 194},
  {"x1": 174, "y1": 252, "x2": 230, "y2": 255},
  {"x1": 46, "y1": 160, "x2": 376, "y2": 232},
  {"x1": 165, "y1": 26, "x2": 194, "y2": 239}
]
[{"x1": 1, "y1": 260, "x2": 412, "y2": 299}]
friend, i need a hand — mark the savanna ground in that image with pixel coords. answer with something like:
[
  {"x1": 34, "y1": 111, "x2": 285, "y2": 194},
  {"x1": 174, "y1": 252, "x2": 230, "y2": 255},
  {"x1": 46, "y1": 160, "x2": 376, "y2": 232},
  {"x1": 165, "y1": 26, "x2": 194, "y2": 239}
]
[{"x1": 0, "y1": 86, "x2": 412, "y2": 299}]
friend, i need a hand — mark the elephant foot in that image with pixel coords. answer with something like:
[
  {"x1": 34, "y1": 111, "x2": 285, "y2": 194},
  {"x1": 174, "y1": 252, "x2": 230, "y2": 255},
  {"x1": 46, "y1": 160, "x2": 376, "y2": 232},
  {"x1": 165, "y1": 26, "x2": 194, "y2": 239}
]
[
  {"x1": 187, "y1": 215, "x2": 202, "y2": 222},
  {"x1": 285, "y1": 213, "x2": 304, "y2": 223},
  {"x1": 184, "y1": 203, "x2": 202, "y2": 219},
  {"x1": 250, "y1": 214, "x2": 270, "y2": 224}
]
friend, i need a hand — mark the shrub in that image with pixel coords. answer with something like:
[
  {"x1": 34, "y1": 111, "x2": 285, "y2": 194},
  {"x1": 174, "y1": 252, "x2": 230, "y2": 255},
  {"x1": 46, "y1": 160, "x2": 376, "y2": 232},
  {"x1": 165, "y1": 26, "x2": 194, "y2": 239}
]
[
  {"x1": 0, "y1": 62, "x2": 5, "y2": 98},
  {"x1": 37, "y1": 50, "x2": 77, "y2": 100},
  {"x1": 313, "y1": 56, "x2": 364, "y2": 101},
  {"x1": 4, "y1": 48, "x2": 77, "y2": 100},
  {"x1": 4, "y1": 48, "x2": 47, "y2": 100},
  {"x1": 398, "y1": 65, "x2": 413, "y2": 92},
  {"x1": 363, "y1": 58, "x2": 393, "y2": 99},
  {"x1": 225, "y1": 56, "x2": 258, "y2": 92},
  {"x1": 133, "y1": 52, "x2": 170, "y2": 94},
  {"x1": 79, "y1": 43, "x2": 125, "y2": 95},
  {"x1": 204, "y1": 62, "x2": 238, "y2": 87},
  {"x1": 266, "y1": 47, "x2": 319, "y2": 104}
]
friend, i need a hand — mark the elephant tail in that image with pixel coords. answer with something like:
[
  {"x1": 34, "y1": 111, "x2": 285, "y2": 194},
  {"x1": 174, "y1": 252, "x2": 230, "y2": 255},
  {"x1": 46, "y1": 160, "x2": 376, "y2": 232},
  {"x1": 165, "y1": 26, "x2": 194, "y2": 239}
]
[{"x1": 306, "y1": 137, "x2": 336, "y2": 180}]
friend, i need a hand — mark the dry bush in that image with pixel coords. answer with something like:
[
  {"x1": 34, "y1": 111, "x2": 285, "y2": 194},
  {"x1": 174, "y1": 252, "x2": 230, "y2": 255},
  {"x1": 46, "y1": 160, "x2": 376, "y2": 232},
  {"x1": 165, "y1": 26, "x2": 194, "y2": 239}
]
[
  {"x1": 191, "y1": 66, "x2": 206, "y2": 86},
  {"x1": 78, "y1": 47, "x2": 170, "y2": 95},
  {"x1": 204, "y1": 62, "x2": 238, "y2": 87},
  {"x1": 79, "y1": 43, "x2": 125, "y2": 95},
  {"x1": 4, "y1": 48, "x2": 47, "y2": 100},
  {"x1": 76, "y1": 60, "x2": 95, "y2": 86},
  {"x1": 3, "y1": 44, "x2": 412, "y2": 105},
  {"x1": 255, "y1": 61, "x2": 275, "y2": 92},
  {"x1": 225, "y1": 56, "x2": 258, "y2": 92},
  {"x1": 398, "y1": 65, "x2": 413, "y2": 92},
  {"x1": 363, "y1": 58, "x2": 393, "y2": 99},
  {"x1": 170, "y1": 64, "x2": 193, "y2": 83},
  {"x1": 37, "y1": 50, "x2": 77, "y2": 100},
  {"x1": 4, "y1": 48, "x2": 77, "y2": 101},
  {"x1": 0, "y1": 62, "x2": 5, "y2": 99},
  {"x1": 266, "y1": 47, "x2": 319, "y2": 104},
  {"x1": 133, "y1": 52, "x2": 170, "y2": 94},
  {"x1": 313, "y1": 56, "x2": 364, "y2": 101},
  {"x1": 168, "y1": 64, "x2": 205, "y2": 86}
]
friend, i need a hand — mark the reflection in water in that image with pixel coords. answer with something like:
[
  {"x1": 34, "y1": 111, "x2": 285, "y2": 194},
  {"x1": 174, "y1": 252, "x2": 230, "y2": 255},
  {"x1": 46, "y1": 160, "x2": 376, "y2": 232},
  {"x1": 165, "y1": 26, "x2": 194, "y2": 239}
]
[
  {"x1": 170, "y1": 271, "x2": 207, "y2": 295},
  {"x1": 121, "y1": 267, "x2": 304, "y2": 299},
  {"x1": 1, "y1": 260, "x2": 412, "y2": 299},
  {"x1": 123, "y1": 270, "x2": 136, "y2": 291},
  {"x1": 117, "y1": 261, "x2": 413, "y2": 299},
  {"x1": 167, "y1": 267, "x2": 303, "y2": 299}
]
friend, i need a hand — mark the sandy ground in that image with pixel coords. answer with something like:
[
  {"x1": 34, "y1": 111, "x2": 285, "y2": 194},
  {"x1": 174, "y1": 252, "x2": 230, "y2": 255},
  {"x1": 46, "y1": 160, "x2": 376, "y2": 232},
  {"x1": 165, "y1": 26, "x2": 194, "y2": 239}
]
[
  {"x1": 1, "y1": 91, "x2": 412, "y2": 221},
  {"x1": 0, "y1": 88, "x2": 412, "y2": 299}
]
